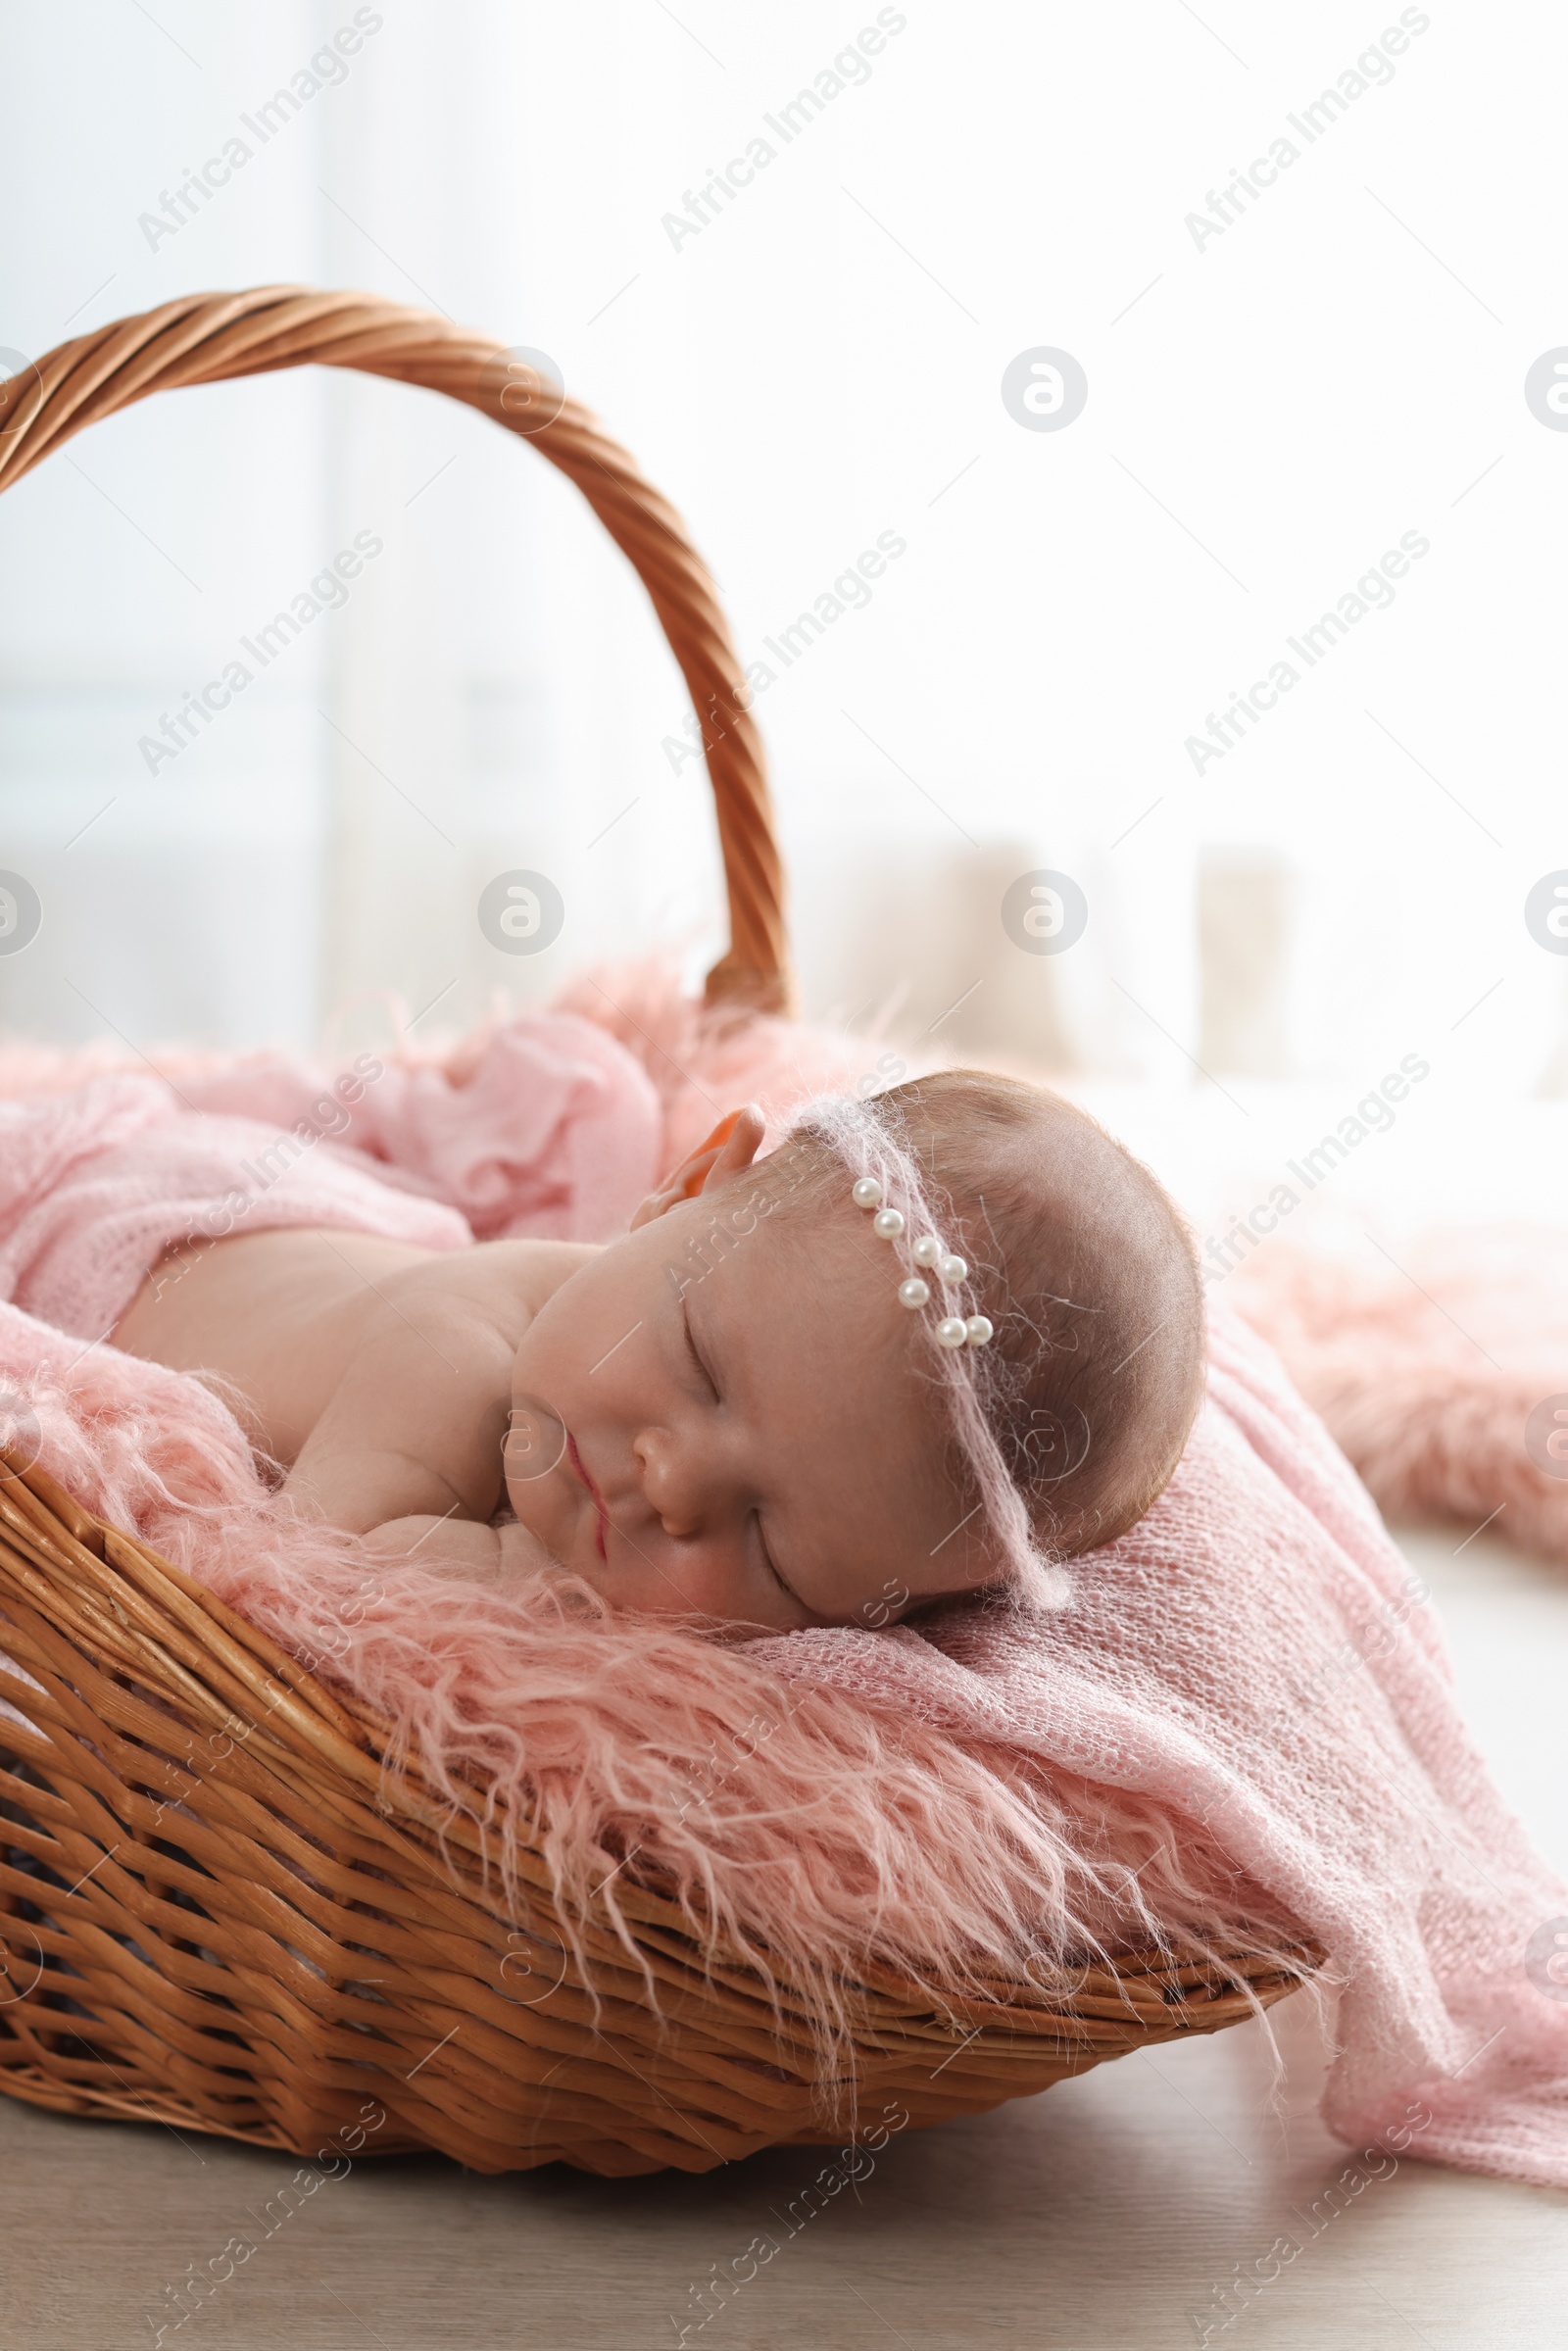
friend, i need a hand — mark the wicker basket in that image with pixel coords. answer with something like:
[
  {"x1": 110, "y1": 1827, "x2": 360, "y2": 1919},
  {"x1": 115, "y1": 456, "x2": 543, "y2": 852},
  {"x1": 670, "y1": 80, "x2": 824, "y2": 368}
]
[{"x1": 0, "y1": 292, "x2": 1314, "y2": 2176}]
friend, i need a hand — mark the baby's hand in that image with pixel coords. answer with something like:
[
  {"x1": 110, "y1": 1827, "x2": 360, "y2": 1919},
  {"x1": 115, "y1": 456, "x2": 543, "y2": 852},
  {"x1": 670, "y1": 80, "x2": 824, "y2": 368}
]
[{"x1": 364, "y1": 1514, "x2": 560, "y2": 1585}]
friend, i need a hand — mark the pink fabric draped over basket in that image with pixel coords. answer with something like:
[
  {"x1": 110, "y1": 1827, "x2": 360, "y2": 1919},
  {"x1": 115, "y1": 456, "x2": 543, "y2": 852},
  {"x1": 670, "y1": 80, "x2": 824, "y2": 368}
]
[
  {"x1": 0, "y1": 974, "x2": 1564, "y2": 2192},
  {"x1": 1229, "y1": 1226, "x2": 1568, "y2": 1569},
  {"x1": 0, "y1": 1009, "x2": 662, "y2": 1341}
]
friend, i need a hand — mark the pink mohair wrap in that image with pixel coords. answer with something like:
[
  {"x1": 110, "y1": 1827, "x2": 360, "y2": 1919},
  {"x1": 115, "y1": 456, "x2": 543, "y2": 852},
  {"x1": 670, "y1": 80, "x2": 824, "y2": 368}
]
[{"x1": 0, "y1": 976, "x2": 1563, "y2": 2190}]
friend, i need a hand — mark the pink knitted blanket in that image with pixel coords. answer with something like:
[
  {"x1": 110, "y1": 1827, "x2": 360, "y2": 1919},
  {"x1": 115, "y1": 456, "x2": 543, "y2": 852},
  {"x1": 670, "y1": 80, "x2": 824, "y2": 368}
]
[
  {"x1": 0, "y1": 1010, "x2": 662, "y2": 1342},
  {"x1": 0, "y1": 985, "x2": 1563, "y2": 2190}
]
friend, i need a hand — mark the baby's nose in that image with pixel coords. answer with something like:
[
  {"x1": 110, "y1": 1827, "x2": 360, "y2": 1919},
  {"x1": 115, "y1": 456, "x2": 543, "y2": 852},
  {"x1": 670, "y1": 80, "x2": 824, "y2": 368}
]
[{"x1": 631, "y1": 1428, "x2": 714, "y2": 1539}]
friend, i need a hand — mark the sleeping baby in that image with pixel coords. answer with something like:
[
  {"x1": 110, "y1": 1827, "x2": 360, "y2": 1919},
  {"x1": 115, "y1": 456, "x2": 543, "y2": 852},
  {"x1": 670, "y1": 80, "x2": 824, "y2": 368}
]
[{"x1": 110, "y1": 1071, "x2": 1204, "y2": 1632}]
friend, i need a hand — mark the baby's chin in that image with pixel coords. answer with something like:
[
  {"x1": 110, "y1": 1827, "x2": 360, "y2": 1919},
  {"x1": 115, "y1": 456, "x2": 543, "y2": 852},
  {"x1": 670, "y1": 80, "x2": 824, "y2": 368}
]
[
  {"x1": 501, "y1": 1482, "x2": 622, "y2": 1603},
  {"x1": 494, "y1": 1513, "x2": 559, "y2": 1566}
]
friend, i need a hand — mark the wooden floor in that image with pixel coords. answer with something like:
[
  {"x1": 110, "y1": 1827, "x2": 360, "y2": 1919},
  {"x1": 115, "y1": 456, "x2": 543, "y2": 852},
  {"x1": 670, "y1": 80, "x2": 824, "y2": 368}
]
[{"x1": 3, "y1": 1525, "x2": 1563, "y2": 2351}]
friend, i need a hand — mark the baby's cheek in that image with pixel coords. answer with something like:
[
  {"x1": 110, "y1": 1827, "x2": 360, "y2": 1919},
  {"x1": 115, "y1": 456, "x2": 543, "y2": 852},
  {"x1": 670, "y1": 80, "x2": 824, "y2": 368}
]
[{"x1": 502, "y1": 1398, "x2": 568, "y2": 1489}]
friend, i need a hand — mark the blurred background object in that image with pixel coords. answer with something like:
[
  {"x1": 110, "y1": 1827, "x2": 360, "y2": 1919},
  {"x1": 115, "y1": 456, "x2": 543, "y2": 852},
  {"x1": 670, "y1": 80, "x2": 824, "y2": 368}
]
[{"x1": 1, "y1": 0, "x2": 1561, "y2": 1125}]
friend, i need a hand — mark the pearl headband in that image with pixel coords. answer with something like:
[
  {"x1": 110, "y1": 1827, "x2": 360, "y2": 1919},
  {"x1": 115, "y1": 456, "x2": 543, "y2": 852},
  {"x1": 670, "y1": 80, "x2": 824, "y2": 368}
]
[
  {"x1": 783, "y1": 1092, "x2": 1072, "y2": 1613},
  {"x1": 851, "y1": 1176, "x2": 995, "y2": 1350}
]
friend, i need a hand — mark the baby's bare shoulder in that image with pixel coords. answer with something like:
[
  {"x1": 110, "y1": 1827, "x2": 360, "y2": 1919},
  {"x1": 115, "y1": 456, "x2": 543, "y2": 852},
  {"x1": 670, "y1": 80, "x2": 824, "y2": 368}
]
[
  {"x1": 284, "y1": 1239, "x2": 600, "y2": 1532},
  {"x1": 379, "y1": 1236, "x2": 600, "y2": 1338}
]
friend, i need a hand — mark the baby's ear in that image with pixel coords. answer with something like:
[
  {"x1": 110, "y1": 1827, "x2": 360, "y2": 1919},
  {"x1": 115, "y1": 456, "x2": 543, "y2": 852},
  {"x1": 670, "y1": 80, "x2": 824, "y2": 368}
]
[{"x1": 630, "y1": 1105, "x2": 766, "y2": 1230}]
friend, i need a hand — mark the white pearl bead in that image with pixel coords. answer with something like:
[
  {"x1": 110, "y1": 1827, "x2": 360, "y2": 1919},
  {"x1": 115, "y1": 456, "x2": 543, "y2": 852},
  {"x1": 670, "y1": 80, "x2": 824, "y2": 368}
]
[
  {"x1": 936, "y1": 1317, "x2": 969, "y2": 1348},
  {"x1": 851, "y1": 1177, "x2": 883, "y2": 1208},
  {"x1": 911, "y1": 1234, "x2": 942, "y2": 1268},
  {"x1": 965, "y1": 1315, "x2": 995, "y2": 1347},
  {"x1": 871, "y1": 1207, "x2": 905, "y2": 1239},
  {"x1": 898, "y1": 1276, "x2": 930, "y2": 1309},
  {"x1": 939, "y1": 1253, "x2": 967, "y2": 1285}
]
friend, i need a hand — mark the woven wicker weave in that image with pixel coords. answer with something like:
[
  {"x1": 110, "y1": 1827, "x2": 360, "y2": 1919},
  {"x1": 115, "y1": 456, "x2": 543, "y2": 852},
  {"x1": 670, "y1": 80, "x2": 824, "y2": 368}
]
[{"x1": 0, "y1": 294, "x2": 1315, "y2": 2175}]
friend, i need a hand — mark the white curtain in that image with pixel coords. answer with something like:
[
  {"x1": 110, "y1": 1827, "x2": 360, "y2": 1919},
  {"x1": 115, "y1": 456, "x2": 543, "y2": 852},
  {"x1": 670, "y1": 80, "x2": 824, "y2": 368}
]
[{"x1": 2, "y1": 1, "x2": 1562, "y2": 1120}]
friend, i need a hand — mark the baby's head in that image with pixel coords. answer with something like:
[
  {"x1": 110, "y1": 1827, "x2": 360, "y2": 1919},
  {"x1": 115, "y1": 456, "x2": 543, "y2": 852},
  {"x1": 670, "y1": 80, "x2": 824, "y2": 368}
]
[{"x1": 504, "y1": 1071, "x2": 1204, "y2": 1632}]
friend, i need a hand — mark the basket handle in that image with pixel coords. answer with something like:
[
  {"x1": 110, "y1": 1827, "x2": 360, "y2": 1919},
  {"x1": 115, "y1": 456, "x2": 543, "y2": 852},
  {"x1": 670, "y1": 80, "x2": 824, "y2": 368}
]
[{"x1": 0, "y1": 286, "x2": 793, "y2": 1014}]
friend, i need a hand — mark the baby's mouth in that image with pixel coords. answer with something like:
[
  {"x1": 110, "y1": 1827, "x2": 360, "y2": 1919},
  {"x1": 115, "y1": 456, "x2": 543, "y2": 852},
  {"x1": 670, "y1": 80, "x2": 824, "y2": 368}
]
[{"x1": 565, "y1": 1433, "x2": 610, "y2": 1561}]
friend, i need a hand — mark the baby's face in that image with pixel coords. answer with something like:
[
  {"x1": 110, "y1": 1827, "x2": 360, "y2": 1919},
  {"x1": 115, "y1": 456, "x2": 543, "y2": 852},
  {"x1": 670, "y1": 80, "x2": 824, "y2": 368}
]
[{"x1": 503, "y1": 1151, "x2": 991, "y2": 1631}]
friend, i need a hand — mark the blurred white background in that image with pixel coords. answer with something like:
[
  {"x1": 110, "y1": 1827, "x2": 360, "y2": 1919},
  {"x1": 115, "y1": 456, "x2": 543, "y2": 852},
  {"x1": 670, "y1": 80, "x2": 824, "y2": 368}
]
[{"x1": 1, "y1": 0, "x2": 1565, "y2": 1208}]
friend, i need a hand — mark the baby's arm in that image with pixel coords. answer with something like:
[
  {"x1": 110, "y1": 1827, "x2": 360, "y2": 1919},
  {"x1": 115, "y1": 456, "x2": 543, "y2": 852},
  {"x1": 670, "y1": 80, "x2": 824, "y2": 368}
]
[
  {"x1": 284, "y1": 1290, "x2": 515, "y2": 1535},
  {"x1": 362, "y1": 1514, "x2": 559, "y2": 1584}
]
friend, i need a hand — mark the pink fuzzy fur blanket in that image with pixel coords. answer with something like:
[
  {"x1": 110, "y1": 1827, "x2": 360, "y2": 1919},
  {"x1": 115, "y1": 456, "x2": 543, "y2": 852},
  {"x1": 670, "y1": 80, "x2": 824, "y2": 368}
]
[
  {"x1": 1228, "y1": 1229, "x2": 1568, "y2": 1571},
  {"x1": 0, "y1": 975, "x2": 1565, "y2": 2191}
]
